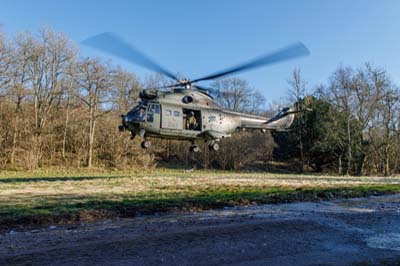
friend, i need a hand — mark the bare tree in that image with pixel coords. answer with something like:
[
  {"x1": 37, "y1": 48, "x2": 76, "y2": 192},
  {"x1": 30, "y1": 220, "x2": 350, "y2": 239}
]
[
  {"x1": 111, "y1": 67, "x2": 141, "y2": 113},
  {"x1": 381, "y1": 89, "x2": 399, "y2": 175},
  {"x1": 364, "y1": 67, "x2": 399, "y2": 176},
  {"x1": 324, "y1": 67, "x2": 355, "y2": 175},
  {"x1": 287, "y1": 68, "x2": 306, "y2": 171},
  {"x1": 0, "y1": 29, "x2": 11, "y2": 95},
  {"x1": 213, "y1": 78, "x2": 251, "y2": 112},
  {"x1": 24, "y1": 28, "x2": 75, "y2": 167},
  {"x1": 75, "y1": 58, "x2": 111, "y2": 168},
  {"x1": 60, "y1": 63, "x2": 76, "y2": 159},
  {"x1": 248, "y1": 90, "x2": 266, "y2": 115},
  {"x1": 6, "y1": 34, "x2": 33, "y2": 164}
]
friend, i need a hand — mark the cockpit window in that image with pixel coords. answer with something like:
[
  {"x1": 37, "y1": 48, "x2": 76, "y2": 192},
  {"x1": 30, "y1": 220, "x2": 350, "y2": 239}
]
[
  {"x1": 154, "y1": 104, "x2": 160, "y2": 114},
  {"x1": 126, "y1": 104, "x2": 146, "y2": 122}
]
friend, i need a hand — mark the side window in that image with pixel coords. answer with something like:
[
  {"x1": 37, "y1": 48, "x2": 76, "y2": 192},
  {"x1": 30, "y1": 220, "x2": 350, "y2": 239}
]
[
  {"x1": 174, "y1": 111, "x2": 180, "y2": 117},
  {"x1": 165, "y1": 109, "x2": 172, "y2": 116},
  {"x1": 147, "y1": 104, "x2": 153, "y2": 122},
  {"x1": 154, "y1": 104, "x2": 160, "y2": 114}
]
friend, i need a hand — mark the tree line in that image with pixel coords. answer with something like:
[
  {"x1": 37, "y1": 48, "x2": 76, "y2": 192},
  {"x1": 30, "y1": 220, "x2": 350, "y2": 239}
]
[
  {"x1": 0, "y1": 28, "x2": 399, "y2": 176},
  {"x1": 276, "y1": 66, "x2": 400, "y2": 176}
]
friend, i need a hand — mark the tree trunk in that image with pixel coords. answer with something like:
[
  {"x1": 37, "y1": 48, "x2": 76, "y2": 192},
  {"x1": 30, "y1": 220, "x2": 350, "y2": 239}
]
[
  {"x1": 87, "y1": 106, "x2": 96, "y2": 168},
  {"x1": 32, "y1": 133, "x2": 41, "y2": 169},
  {"x1": 360, "y1": 154, "x2": 368, "y2": 176},
  {"x1": 346, "y1": 114, "x2": 352, "y2": 175},
  {"x1": 299, "y1": 122, "x2": 304, "y2": 172},
  {"x1": 10, "y1": 101, "x2": 21, "y2": 165},
  {"x1": 10, "y1": 126, "x2": 18, "y2": 165},
  {"x1": 384, "y1": 143, "x2": 390, "y2": 176},
  {"x1": 338, "y1": 153, "x2": 343, "y2": 175},
  {"x1": 62, "y1": 93, "x2": 70, "y2": 159}
]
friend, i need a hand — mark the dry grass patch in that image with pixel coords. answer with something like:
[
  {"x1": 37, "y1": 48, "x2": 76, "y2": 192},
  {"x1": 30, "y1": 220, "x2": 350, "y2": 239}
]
[{"x1": 1, "y1": 169, "x2": 400, "y2": 227}]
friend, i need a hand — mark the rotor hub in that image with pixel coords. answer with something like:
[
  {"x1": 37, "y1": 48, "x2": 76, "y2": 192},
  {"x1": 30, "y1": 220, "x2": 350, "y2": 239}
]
[{"x1": 178, "y1": 78, "x2": 192, "y2": 89}]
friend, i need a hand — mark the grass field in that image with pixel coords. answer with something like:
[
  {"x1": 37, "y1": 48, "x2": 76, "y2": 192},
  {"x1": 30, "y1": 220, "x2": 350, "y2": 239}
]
[{"x1": 1, "y1": 169, "x2": 400, "y2": 227}]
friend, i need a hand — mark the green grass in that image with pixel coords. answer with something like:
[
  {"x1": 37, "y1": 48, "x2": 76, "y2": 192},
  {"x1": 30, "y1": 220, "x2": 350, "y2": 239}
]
[{"x1": 1, "y1": 169, "x2": 400, "y2": 227}]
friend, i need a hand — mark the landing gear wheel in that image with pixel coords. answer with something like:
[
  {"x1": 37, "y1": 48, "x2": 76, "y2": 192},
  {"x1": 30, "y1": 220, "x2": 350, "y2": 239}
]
[
  {"x1": 141, "y1": 140, "x2": 151, "y2": 149},
  {"x1": 189, "y1": 145, "x2": 200, "y2": 153},
  {"x1": 209, "y1": 143, "x2": 219, "y2": 151}
]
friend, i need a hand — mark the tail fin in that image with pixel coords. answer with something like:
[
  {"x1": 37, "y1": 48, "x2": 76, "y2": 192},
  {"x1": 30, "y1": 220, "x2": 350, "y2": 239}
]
[{"x1": 264, "y1": 106, "x2": 297, "y2": 131}]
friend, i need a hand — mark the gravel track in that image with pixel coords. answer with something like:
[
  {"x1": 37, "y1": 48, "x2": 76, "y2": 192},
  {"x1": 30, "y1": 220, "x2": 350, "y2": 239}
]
[{"x1": 1, "y1": 195, "x2": 400, "y2": 266}]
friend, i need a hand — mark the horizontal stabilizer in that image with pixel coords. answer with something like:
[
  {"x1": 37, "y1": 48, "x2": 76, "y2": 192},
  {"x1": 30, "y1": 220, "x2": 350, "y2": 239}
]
[{"x1": 263, "y1": 107, "x2": 296, "y2": 130}]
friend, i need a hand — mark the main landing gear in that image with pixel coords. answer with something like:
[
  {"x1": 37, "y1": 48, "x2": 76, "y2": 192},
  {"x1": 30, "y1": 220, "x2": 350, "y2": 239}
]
[
  {"x1": 141, "y1": 140, "x2": 151, "y2": 149},
  {"x1": 208, "y1": 142, "x2": 219, "y2": 151},
  {"x1": 139, "y1": 129, "x2": 151, "y2": 149},
  {"x1": 189, "y1": 145, "x2": 200, "y2": 153},
  {"x1": 189, "y1": 141, "x2": 220, "y2": 153}
]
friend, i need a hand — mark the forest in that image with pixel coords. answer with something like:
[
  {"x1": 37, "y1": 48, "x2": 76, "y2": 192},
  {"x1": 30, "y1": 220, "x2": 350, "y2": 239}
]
[{"x1": 0, "y1": 28, "x2": 399, "y2": 176}]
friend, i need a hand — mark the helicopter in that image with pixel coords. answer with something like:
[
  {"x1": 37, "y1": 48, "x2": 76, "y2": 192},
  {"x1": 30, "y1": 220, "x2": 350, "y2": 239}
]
[{"x1": 83, "y1": 33, "x2": 309, "y2": 152}]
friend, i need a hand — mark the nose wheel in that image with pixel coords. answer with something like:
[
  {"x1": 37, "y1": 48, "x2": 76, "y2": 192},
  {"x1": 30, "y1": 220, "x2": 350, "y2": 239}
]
[{"x1": 141, "y1": 140, "x2": 151, "y2": 149}]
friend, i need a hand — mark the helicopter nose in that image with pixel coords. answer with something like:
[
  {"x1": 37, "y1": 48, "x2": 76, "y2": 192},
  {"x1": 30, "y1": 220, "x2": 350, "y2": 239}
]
[
  {"x1": 123, "y1": 113, "x2": 133, "y2": 123},
  {"x1": 119, "y1": 113, "x2": 140, "y2": 132}
]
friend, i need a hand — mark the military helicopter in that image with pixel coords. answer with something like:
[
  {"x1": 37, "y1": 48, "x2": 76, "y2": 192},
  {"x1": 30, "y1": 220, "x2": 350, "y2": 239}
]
[{"x1": 83, "y1": 33, "x2": 309, "y2": 152}]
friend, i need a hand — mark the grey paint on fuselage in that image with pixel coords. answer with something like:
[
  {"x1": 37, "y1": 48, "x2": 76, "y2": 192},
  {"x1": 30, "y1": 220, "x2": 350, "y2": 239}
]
[{"x1": 126, "y1": 88, "x2": 295, "y2": 142}]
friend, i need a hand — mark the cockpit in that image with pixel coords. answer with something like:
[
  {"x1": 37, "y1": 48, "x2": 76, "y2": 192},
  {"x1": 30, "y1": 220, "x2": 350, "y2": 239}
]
[{"x1": 125, "y1": 104, "x2": 147, "y2": 124}]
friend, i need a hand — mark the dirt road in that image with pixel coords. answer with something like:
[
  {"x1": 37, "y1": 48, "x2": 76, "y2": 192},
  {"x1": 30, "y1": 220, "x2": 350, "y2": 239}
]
[{"x1": 1, "y1": 195, "x2": 400, "y2": 266}]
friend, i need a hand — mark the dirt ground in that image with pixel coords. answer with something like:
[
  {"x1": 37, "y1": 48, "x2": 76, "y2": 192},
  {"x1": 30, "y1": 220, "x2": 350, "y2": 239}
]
[{"x1": 1, "y1": 195, "x2": 400, "y2": 266}]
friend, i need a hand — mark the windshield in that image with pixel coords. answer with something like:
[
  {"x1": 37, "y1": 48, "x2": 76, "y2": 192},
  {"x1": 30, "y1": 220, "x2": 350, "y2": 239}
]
[{"x1": 125, "y1": 103, "x2": 147, "y2": 123}]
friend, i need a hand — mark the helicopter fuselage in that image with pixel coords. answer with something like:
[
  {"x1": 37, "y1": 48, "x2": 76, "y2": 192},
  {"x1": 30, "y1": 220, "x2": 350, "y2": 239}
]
[{"x1": 119, "y1": 89, "x2": 295, "y2": 146}]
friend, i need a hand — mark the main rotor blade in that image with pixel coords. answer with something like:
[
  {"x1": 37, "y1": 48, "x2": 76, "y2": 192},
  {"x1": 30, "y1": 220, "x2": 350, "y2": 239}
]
[
  {"x1": 192, "y1": 42, "x2": 310, "y2": 83},
  {"x1": 82, "y1": 32, "x2": 179, "y2": 82}
]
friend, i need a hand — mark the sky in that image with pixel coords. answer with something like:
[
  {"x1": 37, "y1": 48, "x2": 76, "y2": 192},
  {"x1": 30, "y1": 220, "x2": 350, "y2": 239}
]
[{"x1": 1, "y1": 0, "x2": 400, "y2": 105}]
